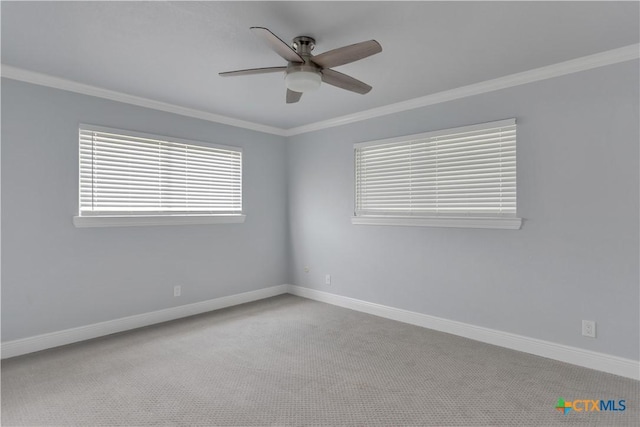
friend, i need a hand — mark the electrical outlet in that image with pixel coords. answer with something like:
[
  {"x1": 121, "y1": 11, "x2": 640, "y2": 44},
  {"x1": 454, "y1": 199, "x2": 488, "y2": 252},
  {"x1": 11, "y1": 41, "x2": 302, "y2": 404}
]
[
  {"x1": 582, "y1": 320, "x2": 596, "y2": 338},
  {"x1": 325, "y1": 274, "x2": 331, "y2": 285},
  {"x1": 174, "y1": 285, "x2": 181, "y2": 297},
  {"x1": 304, "y1": 266, "x2": 310, "y2": 273}
]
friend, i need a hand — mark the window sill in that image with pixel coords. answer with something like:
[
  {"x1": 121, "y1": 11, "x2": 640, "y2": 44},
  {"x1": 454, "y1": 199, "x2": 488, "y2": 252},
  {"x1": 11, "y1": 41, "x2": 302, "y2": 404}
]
[
  {"x1": 73, "y1": 214, "x2": 246, "y2": 228},
  {"x1": 351, "y1": 215, "x2": 522, "y2": 229}
]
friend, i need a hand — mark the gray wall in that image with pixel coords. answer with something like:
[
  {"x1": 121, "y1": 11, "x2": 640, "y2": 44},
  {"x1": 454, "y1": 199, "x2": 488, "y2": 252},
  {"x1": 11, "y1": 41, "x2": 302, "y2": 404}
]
[
  {"x1": 1, "y1": 79, "x2": 288, "y2": 341},
  {"x1": 287, "y1": 61, "x2": 640, "y2": 360}
]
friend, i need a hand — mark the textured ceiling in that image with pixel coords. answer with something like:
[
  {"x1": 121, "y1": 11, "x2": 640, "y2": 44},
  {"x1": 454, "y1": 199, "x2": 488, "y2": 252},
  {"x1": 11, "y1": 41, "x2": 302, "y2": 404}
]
[{"x1": 2, "y1": 1, "x2": 638, "y2": 129}]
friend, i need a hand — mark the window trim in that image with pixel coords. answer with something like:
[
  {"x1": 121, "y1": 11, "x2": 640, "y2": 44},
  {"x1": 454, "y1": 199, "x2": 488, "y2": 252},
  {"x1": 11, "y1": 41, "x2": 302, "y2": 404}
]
[
  {"x1": 353, "y1": 119, "x2": 522, "y2": 230},
  {"x1": 351, "y1": 215, "x2": 521, "y2": 229},
  {"x1": 75, "y1": 124, "x2": 244, "y2": 228},
  {"x1": 73, "y1": 214, "x2": 246, "y2": 228}
]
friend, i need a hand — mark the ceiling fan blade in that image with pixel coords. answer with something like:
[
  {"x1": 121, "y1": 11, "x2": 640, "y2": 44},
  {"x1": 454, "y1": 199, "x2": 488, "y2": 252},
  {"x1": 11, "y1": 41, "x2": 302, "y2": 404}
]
[
  {"x1": 250, "y1": 27, "x2": 304, "y2": 64},
  {"x1": 321, "y1": 69, "x2": 372, "y2": 94},
  {"x1": 312, "y1": 40, "x2": 382, "y2": 69},
  {"x1": 286, "y1": 89, "x2": 302, "y2": 104},
  {"x1": 219, "y1": 66, "x2": 286, "y2": 77}
]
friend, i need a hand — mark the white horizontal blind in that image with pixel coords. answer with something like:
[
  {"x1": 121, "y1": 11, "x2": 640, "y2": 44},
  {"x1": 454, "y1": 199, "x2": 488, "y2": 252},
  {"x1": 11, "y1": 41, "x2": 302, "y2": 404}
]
[
  {"x1": 355, "y1": 119, "x2": 516, "y2": 217},
  {"x1": 79, "y1": 126, "x2": 242, "y2": 216}
]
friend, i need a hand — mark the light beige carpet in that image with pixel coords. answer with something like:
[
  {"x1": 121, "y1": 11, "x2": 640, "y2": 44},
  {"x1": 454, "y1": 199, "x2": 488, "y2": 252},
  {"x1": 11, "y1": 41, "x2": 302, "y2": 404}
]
[{"x1": 2, "y1": 294, "x2": 639, "y2": 426}]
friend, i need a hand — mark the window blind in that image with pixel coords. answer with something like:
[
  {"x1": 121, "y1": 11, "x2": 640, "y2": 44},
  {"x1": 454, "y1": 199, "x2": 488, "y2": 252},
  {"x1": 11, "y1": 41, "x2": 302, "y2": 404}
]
[
  {"x1": 354, "y1": 119, "x2": 516, "y2": 217},
  {"x1": 79, "y1": 126, "x2": 242, "y2": 216}
]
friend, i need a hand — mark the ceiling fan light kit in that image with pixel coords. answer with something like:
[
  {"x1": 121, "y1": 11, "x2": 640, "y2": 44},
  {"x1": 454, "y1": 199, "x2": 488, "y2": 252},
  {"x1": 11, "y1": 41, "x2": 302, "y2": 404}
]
[
  {"x1": 285, "y1": 69, "x2": 321, "y2": 93},
  {"x1": 220, "y1": 27, "x2": 382, "y2": 103}
]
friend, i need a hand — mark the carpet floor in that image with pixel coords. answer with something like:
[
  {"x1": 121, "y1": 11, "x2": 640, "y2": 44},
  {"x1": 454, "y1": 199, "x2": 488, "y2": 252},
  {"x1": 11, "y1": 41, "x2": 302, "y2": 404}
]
[{"x1": 2, "y1": 294, "x2": 638, "y2": 426}]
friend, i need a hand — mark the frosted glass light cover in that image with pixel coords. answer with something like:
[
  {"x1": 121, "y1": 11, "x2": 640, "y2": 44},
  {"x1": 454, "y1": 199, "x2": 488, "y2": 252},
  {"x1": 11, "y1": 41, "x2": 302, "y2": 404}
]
[{"x1": 285, "y1": 71, "x2": 321, "y2": 93}]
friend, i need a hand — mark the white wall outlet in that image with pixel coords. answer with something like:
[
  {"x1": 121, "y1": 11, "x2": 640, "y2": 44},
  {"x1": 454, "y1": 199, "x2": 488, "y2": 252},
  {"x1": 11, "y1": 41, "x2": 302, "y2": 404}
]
[
  {"x1": 304, "y1": 266, "x2": 310, "y2": 273},
  {"x1": 582, "y1": 320, "x2": 596, "y2": 338},
  {"x1": 174, "y1": 285, "x2": 181, "y2": 297},
  {"x1": 325, "y1": 274, "x2": 331, "y2": 285}
]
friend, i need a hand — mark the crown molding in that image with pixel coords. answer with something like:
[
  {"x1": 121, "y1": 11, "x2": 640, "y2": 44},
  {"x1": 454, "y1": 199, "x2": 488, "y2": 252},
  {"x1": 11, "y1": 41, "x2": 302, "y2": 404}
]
[
  {"x1": 2, "y1": 43, "x2": 638, "y2": 138},
  {"x1": 283, "y1": 43, "x2": 640, "y2": 136},
  {"x1": 0, "y1": 65, "x2": 287, "y2": 137}
]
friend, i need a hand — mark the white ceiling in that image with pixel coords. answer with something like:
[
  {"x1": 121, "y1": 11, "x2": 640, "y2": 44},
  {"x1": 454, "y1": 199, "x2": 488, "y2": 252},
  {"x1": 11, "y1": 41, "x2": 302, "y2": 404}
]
[{"x1": 2, "y1": 1, "x2": 638, "y2": 129}]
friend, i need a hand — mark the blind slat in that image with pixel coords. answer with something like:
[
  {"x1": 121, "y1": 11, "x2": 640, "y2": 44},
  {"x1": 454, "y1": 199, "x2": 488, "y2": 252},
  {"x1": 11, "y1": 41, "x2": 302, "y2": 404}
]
[
  {"x1": 355, "y1": 121, "x2": 516, "y2": 216},
  {"x1": 79, "y1": 127, "x2": 242, "y2": 215}
]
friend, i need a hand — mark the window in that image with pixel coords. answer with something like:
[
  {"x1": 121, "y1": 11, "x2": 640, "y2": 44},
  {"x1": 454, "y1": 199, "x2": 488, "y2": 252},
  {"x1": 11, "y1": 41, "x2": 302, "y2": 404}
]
[
  {"x1": 353, "y1": 119, "x2": 522, "y2": 229},
  {"x1": 74, "y1": 125, "x2": 244, "y2": 227}
]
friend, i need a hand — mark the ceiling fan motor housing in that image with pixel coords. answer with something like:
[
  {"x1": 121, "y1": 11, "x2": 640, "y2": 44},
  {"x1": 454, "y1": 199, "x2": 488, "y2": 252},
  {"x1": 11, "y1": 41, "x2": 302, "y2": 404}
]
[{"x1": 292, "y1": 36, "x2": 315, "y2": 55}]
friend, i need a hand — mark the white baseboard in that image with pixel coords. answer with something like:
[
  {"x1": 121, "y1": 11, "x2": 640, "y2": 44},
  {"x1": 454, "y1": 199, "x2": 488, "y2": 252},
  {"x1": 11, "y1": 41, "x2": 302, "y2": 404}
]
[
  {"x1": 3, "y1": 284, "x2": 638, "y2": 380},
  {"x1": 1, "y1": 285, "x2": 288, "y2": 359},
  {"x1": 287, "y1": 285, "x2": 640, "y2": 380}
]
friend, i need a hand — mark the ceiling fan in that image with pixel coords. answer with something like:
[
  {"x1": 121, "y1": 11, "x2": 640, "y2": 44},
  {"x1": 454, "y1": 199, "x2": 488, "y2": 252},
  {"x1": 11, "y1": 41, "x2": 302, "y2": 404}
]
[{"x1": 219, "y1": 27, "x2": 382, "y2": 104}]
